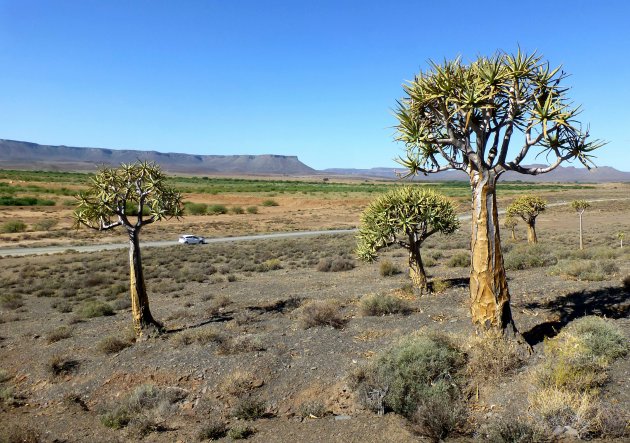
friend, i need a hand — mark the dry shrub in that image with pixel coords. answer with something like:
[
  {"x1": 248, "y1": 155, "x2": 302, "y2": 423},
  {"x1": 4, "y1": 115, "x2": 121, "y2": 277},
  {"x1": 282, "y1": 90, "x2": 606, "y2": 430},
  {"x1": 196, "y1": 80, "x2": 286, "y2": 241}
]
[
  {"x1": 535, "y1": 316, "x2": 628, "y2": 392},
  {"x1": 232, "y1": 397, "x2": 267, "y2": 420},
  {"x1": 97, "y1": 335, "x2": 134, "y2": 354},
  {"x1": 298, "y1": 401, "x2": 328, "y2": 418},
  {"x1": 446, "y1": 252, "x2": 469, "y2": 268},
  {"x1": 529, "y1": 388, "x2": 600, "y2": 435},
  {"x1": 197, "y1": 419, "x2": 227, "y2": 440},
  {"x1": 299, "y1": 300, "x2": 346, "y2": 329},
  {"x1": 466, "y1": 334, "x2": 526, "y2": 379},
  {"x1": 221, "y1": 371, "x2": 264, "y2": 397},
  {"x1": 410, "y1": 393, "x2": 468, "y2": 442},
  {"x1": 485, "y1": 417, "x2": 548, "y2": 443},
  {"x1": 217, "y1": 334, "x2": 265, "y2": 355},
  {"x1": 350, "y1": 332, "x2": 465, "y2": 419},
  {"x1": 360, "y1": 293, "x2": 410, "y2": 316},
  {"x1": 227, "y1": 425, "x2": 256, "y2": 440},
  {"x1": 0, "y1": 426, "x2": 39, "y2": 443},
  {"x1": 316, "y1": 257, "x2": 355, "y2": 272},
  {"x1": 100, "y1": 384, "x2": 188, "y2": 432},
  {"x1": 1, "y1": 294, "x2": 23, "y2": 310},
  {"x1": 172, "y1": 328, "x2": 223, "y2": 347},
  {"x1": 46, "y1": 326, "x2": 74, "y2": 344},
  {"x1": 47, "y1": 355, "x2": 80, "y2": 378},
  {"x1": 379, "y1": 260, "x2": 400, "y2": 276},
  {"x1": 428, "y1": 278, "x2": 451, "y2": 294}
]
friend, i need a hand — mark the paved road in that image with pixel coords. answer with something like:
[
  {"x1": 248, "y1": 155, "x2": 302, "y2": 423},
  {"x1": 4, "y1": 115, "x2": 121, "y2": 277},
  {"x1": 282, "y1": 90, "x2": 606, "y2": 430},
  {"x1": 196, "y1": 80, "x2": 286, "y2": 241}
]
[
  {"x1": 1, "y1": 197, "x2": 627, "y2": 257},
  {"x1": 0, "y1": 229, "x2": 359, "y2": 257}
]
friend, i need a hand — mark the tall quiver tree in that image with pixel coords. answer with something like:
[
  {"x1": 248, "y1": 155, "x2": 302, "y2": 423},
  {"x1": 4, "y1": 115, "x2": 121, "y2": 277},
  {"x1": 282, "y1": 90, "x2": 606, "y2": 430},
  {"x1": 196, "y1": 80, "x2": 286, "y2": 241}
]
[
  {"x1": 74, "y1": 161, "x2": 183, "y2": 338},
  {"x1": 571, "y1": 200, "x2": 590, "y2": 250},
  {"x1": 394, "y1": 50, "x2": 604, "y2": 337},
  {"x1": 356, "y1": 187, "x2": 459, "y2": 293},
  {"x1": 506, "y1": 195, "x2": 547, "y2": 244}
]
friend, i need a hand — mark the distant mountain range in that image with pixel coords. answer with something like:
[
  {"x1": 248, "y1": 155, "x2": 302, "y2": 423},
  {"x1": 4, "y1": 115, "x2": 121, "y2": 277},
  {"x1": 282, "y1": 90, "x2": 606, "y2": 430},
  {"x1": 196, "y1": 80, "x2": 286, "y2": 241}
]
[
  {"x1": 322, "y1": 166, "x2": 630, "y2": 182},
  {"x1": 0, "y1": 139, "x2": 316, "y2": 175},
  {"x1": 1, "y1": 139, "x2": 629, "y2": 182}
]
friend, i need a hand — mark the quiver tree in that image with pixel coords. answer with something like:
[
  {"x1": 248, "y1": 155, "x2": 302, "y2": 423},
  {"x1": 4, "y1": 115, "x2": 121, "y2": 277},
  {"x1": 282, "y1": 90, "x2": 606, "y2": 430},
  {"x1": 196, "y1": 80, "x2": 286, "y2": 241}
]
[
  {"x1": 394, "y1": 50, "x2": 604, "y2": 337},
  {"x1": 356, "y1": 187, "x2": 459, "y2": 292},
  {"x1": 503, "y1": 216, "x2": 518, "y2": 241},
  {"x1": 571, "y1": 200, "x2": 590, "y2": 250},
  {"x1": 506, "y1": 195, "x2": 547, "y2": 244},
  {"x1": 74, "y1": 161, "x2": 183, "y2": 338}
]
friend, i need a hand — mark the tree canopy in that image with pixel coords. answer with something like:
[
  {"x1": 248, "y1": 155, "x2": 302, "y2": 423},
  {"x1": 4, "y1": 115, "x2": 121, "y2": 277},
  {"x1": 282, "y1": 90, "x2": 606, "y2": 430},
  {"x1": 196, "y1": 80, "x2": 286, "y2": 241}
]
[
  {"x1": 75, "y1": 161, "x2": 183, "y2": 231},
  {"x1": 395, "y1": 50, "x2": 604, "y2": 178},
  {"x1": 506, "y1": 195, "x2": 547, "y2": 225},
  {"x1": 356, "y1": 186, "x2": 459, "y2": 262}
]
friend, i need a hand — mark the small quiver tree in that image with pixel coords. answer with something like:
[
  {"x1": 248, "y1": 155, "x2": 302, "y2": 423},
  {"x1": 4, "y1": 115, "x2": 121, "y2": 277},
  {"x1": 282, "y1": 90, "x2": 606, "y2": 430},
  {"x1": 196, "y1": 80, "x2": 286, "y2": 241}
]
[
  {"x1": 74, "y1": 161, "x2": 183, "y2": 338},
  {"x1": 356, "y1": 187, "x2": 459, "y2": 293},
  {"x1": 506, "y1": 195, "x2": 546, "y2": 244},
  {"x1": 571, "y1": 199, "x2": 590, "y2": 250},
  {"x1": 503, "y1": 216, "x2": 518, "y2": 241},
  {"x1": 394, "y1": 49, "x2": 604, "y2": 337}
]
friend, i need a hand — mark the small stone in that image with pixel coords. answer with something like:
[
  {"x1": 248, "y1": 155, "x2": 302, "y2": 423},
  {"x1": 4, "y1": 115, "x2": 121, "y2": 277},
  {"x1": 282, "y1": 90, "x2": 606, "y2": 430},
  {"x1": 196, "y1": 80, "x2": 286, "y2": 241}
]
[{"x1": 334, "y1": 415, "x2": 351, "y2": 421}]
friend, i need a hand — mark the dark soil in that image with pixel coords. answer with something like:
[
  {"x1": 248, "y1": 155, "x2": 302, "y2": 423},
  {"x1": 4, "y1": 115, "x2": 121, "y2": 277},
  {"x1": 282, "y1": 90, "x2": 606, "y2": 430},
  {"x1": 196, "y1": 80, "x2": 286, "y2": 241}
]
[{"x1": 1, "y1": 201, "x2": 629, "y2": 442}]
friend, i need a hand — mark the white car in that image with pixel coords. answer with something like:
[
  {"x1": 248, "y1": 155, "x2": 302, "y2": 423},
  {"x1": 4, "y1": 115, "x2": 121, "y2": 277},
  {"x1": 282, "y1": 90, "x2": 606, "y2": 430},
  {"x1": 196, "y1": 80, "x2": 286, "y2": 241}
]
[{"x1": 178, "y1": 234, "x2": 206, "y2": 245}]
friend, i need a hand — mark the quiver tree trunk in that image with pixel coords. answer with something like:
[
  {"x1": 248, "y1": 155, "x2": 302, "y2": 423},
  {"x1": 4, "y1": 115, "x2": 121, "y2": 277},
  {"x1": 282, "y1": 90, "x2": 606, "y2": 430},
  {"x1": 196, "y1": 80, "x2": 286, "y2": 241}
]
[
  {"x1": 526, "y1": 222, "x2": 537, "y2": 244},
  {"x1": 129, "y1": 230, "x2": 163, "y2": 337},
  {"x1": 408, "y1": 240, "x2": 428, "y2": 293},
  {"x1": 469, "y1": 172, "x2": 518, "y2": 336},
  {"x1": 578, "y1": 213, "x2": 584, "y2": 250}
]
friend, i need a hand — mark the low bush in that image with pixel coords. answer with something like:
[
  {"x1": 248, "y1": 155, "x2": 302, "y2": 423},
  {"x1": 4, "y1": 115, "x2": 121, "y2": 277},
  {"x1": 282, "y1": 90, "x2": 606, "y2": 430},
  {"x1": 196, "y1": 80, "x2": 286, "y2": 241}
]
[
  {"x1": 298, "y1": 401, "x2": 328, "y2": 418},
  {"x1": 232, "y1": 398, "x2": 267, "y2": 420},
  {"x1": 549, "y1": 259, "x2": 619, "y2": 281},
  {"x1": 34, "y1": 219, "x2": 58, "y2": 231},
  {"x1": 100, "y1": 384, "x2": 188, "y2": 432},
  {"x1": 379, "y1": 260, "x2": 401, "y2": 276},
  {"x1": 299, "y1": 300, "x2": 346, "y2": 329},
  {"x1": 410, "y1": 392, "x2": 467, "y2": 441},
  {"x1": 446, "y1": 252, "x2": 469, "y2": 268},
  {"x1": 504, "y1": 244, "x2": 557, "y2": 270},
  {"x1": 227, "y1": 425, "x2": 256, "y2": 440},
  {"x1": 466, "y1": 334, "x2": 526, "y2": 379},
  {"x1": 246, "y1": 206, "x2": 258, "y2": 214},
  {"x1": 198, "y1": 420, "x2": 227, "y2": 440},
  {"x1": 97, "y1": 336, "x2": 134, "y2": 354},
  {"x1": 221, "y1": 371, "x2": 263, "y2": 398},
  {"x1": 0, "y1": 220, "x2": 27, "y2": 233},
  {"x1": 261, "y1": 199, "x2": 279, "y2": 207},
  {"x1": 46, "y1": 326, "x2": 73, "y2": 344},
  {"x1": 78, "y1": 300, "x2": 114, "y2": 318},
  {"x1": 0, "y1": 426, "x2": 39, "y2": 443},
  {"x1": 485, "y1": 417, "x2": 547, "y2": 443},
  {"x1": 316, "y1": 257, "x2": 355, "y2": 272},
  {"x1": 231, "y1": 206, "x2": 244, "y2": 214},
  {"x1": 47, "y1": 355, "x2": 80, "y2": 378},
  {"x1": 360, "y1": 294, "x2": 410, "y2": 316},
  {"x1": 351, "y1": 332, "x2": 465, "y2": 418},
  {"x1": 207, "y1": 204, "x2": 228, "y2": 215},
  {"x1": 1, "y1": 294, "x2": 23, "y2": 310},
  {"x1": 185, "y1": 202, "x2": 208, "y2": 215},
  {"x1": 258, "y1": 258, "x2": 282, "y2": 271}
]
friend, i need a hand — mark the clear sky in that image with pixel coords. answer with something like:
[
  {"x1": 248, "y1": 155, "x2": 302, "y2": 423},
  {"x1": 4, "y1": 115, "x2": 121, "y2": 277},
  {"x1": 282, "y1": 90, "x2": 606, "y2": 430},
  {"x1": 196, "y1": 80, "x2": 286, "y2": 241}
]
[{"x1": 1, "y1": 0, "x2": 629, "y2": 170}]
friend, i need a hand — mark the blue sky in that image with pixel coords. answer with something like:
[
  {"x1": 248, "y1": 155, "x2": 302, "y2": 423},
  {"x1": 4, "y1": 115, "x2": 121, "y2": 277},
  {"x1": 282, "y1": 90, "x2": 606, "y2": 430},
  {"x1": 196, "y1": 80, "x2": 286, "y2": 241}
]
[{"x1": 1, "y1": 0, "x2": 629, "y2": 171}]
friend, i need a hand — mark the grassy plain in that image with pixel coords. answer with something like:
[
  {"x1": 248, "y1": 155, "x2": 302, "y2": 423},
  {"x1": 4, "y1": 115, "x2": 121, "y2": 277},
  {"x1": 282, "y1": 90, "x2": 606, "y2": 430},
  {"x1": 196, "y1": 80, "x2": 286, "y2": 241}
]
[{"x1": 0, "y1": 171, "x2": 629, "y2": 441}]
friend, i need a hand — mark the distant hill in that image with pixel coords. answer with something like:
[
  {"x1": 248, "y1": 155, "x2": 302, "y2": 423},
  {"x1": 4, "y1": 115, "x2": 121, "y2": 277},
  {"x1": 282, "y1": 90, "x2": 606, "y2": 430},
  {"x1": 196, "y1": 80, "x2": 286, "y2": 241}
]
[
  {"x1": 0, "y1": 139, "x2": 316, "y2": 175},
  {"x1": 322, "y1": 165, "x2": 630, "y2": 183}
]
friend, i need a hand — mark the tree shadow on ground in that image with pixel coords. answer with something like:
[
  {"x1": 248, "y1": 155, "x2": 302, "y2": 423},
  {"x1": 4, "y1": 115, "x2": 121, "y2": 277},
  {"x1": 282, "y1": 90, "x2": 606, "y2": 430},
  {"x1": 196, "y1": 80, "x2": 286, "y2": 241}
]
[
  {"x1": 166, "y1": 314, "x2": 233, "y2": 334},
  {"x1": 522, "y1": 285, "x2": 629, "y2": 346}
]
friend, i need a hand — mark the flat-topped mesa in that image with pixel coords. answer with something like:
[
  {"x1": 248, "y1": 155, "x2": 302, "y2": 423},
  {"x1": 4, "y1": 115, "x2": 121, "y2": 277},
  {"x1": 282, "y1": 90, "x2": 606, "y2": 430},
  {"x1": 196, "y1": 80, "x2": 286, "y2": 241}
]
[{"x1": 0, "y1": 139, "x2": 316, "y2": 175}]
